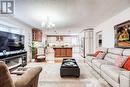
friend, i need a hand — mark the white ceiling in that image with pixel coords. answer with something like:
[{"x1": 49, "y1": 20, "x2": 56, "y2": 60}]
[{"x1": 14, "y1": 0, "x2": 130, "y2": 30}]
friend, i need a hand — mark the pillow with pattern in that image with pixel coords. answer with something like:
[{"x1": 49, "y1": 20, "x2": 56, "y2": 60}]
[
  {"x1": 93, "y1": 51, "x2": 101, "y2": 57},
  {"x1": 96, "y1": 52, "x2": 106, "y2": 59},
  {"x1": 115, "y1": 56, "x2": 127, "y2": 68}
]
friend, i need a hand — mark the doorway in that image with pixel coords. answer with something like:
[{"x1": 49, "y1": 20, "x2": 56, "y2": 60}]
[{"x1": 96, "y1": 31, "x2": 102, "y2": 49}]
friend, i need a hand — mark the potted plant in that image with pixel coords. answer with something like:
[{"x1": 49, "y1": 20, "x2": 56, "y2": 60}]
[
  {"x1": 44, "y1": 40, "x2": 49, "y2": 54},
  {"x1": 29, "y1": 41, "x2": 36, "y2": 61}
]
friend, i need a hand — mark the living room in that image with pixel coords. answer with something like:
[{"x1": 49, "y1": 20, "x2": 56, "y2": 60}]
[{"x1": 1, "y1": 0, "x2": 130, "y2": 87}]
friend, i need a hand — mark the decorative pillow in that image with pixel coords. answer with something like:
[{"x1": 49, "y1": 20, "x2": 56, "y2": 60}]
[
  {"x1": 96, "y1": 52, "x2": 106, "y2": 59},
  {"x1": 115, "y1": 56, "x2": 127, "y2": 68},
  {"x1": 115, "y1": 56, "x2": 122, "y2": 67},
  {"x1": 93, "y1": 51, "x2": 101, "y2": 57},
  {"x1": 123, "y1": 56, "x2": 130, "y2": 70}
]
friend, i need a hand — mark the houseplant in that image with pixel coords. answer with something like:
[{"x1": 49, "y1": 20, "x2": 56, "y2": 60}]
[{"x1": 29, "y1": 41, "x2": 36, "y2": 60}]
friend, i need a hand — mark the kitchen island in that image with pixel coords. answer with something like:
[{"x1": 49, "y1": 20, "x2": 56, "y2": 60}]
[{"x1": 53, "y1": 47, "x2": 72, "y2": 57}]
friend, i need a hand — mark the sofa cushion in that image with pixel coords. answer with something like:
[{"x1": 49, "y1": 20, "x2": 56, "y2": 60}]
[
  {"x1": 101, "y1": 70, "x2": 120, "y2": 87},
  {"x1": 123, "y1": 49, "x2": 130, "y2": 57},
  {"x1": 37, "y1": 55, "x2": 46, "y2": 59},
  {"x1": 104, "y1": 53, "x2": 118, "y2": 64},
  {"x1": 97, "y1": 47, "x2": 108, "y2": 53},
  {"x1": 108, "y1": 48, "x2": 124, "y2": 55},
  {"x1": 93, "y1": 51, "x2": 101, "y2": 57},
  {"x1": 92, "y1": 59, "x2": 112, "y2": 68},
  {"x1": 14, "y1": 67, "x2": 42, "y2": 87},
  {"x1": 101, "y1": 65, "x2": 126, "y2": 83},
  {"x1": 85, "y1": 56, "x2": 95, "y2": 63},
  {"x1": 120, "y1": 71, "x2": 130, "y2": 78},
  {"x1": 115, "y1": 56, "x2": 127, "y2": 68},
  {"x1": 0, "y1": 61, "x2": 15, "y2": 87},
  {"x1": 96, "y1": 52, "x2": 106, "y2": 59}
]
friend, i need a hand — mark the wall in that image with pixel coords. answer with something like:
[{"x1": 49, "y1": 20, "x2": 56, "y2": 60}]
[
  {"x1": 46, "y1": 27, "x2": 83, "y2": 35},
  {"x1": 47, "y1": 36, "x2": 73, "y2": 46},
  {"x1": 94, "y1": 7, "x2": 130, "y2": 51},
  {"x1": 0, "y1": 17, "x2": 32, "y2": 62}
]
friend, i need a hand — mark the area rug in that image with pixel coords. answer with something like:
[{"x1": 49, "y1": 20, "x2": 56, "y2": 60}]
[{"x1": 31, "y1": 61, "x2": 111, "y2": 87}]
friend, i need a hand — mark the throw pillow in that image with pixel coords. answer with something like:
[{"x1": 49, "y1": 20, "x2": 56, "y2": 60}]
[
  {"x1": 115, "y1": 56, "x2": 127, "y2": 68},
  {"x1": 115, "y1": 56, "x2": 122, "y2": 67},
  {"x1": 123, "y1": 56, "x2": 130, "y2": 70},
  {"x1": 96, "y1": 52, "x2": 106, "y2": 59},
  {"x1": 93, "y1": 51, "x2": 101, "y2": 57}
]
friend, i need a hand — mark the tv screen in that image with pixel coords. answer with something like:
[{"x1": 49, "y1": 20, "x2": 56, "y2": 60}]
[{"x1": 0, "y1": 31, "x2": 24, "y2": 52}]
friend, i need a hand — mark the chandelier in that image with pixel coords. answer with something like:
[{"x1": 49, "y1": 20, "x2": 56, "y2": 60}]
[{"x1": 41, "y1": 16, "x2": 55, "y2": 29}]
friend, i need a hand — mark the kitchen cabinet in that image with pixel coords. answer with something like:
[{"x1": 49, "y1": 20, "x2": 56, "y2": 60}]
[
  {"x1": 53, "y1": 47, "x2": 72, "y2": 57},
  {"x1": 32, "y1": 28, "x2": 42, "y2": 42}
]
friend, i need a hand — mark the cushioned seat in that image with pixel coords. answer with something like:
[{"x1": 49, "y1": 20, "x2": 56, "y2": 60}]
[
  {"x1": 35, "y1": 47, "x2": 46, "y2": 62},
  {"x1": 0, "y1": 61, "x2": 42, "y2": 87},
  {"x1": 121, "y1": 71, "x2": 130, "y2": 77},
  {"x1": 92, "y1": 59, "x2": 112, "y2": 68},
  {"x1": 37, "y1": 55, "x2": 46, "y2": 59},
  {"x1": 101, "y1": 65, "x2": 126, "y2": 83},
  {"x1": 97, "y1": 47, "x2": 108, "y2": 53},
  {"x1": 86, "y1": 47, "x2": 108, "y2": 67},
  {"x1": 86, "y1": 48, "x2": 130, "y2": 87},
  {"x1": 86, "y1": 56, "x2": 95, "y2": 63}
]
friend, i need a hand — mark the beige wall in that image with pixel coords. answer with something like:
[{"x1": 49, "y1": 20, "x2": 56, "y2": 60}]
[{"x1": 94, "y1": 7, "x2": 130, "y2": 51}]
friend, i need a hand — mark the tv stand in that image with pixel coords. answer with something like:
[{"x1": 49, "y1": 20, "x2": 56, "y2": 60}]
[{"x1": 0, "y1": 51, "x2": 27, "y2": 70}]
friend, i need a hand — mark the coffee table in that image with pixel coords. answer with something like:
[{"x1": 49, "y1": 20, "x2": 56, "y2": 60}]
[{"x1": 60, "y1": 59, "x2": 80, "y2": 77}]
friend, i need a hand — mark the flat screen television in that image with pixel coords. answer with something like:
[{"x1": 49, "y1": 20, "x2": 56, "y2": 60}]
[
  {"x1": 114, "y1": 20, "x2": 130, "y2": 48},
  {"x1": 0, "y1": 31, "x2": 24, "y2": 52}
]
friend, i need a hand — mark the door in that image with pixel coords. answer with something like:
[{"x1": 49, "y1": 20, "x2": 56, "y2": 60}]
[{"x1": 96, "y1": 31, "x2": 102, "y2": 49}]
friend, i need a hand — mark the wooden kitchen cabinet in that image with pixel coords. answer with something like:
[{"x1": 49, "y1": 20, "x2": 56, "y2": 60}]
[
  {"x1": 66, "y1": 48, "x2": 72, "y2": 57},
  {"x1": 32, "y1": 28, "x2": 42, "y2": 42},
  {"x1": 54, "y1": 48, "x2": 72, "y2": 57},
  {"x1": 61, "y1": 48, "x2": 67, "y2": 57},
  {"x1": 55, "y1": 48, "x2": 61, "y2": 57}
]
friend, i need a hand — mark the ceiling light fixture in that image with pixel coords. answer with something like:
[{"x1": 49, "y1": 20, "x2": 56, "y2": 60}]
[{"x1": 41, "y1": 16, "x2": 55, "y2": 29}]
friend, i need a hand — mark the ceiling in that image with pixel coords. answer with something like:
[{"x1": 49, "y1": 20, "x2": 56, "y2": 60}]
[{"x1": 14, "y1": 0, "x2": 130, "y2": 30}]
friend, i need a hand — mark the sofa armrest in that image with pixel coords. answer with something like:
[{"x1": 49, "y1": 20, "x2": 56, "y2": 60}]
[
  {"x1": 120, "y1": 71, "x2": 130, "y2": 87},
  {"x1": 14, "y1": 67, "x2": 42, "y2": 87},
  {"x1": 86, "y1": 54, "x2": 94, "y2": 56}
]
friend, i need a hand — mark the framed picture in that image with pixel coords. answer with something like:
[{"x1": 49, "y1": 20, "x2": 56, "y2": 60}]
[{"x1": 114, "y1": 20, "x2": 130, "y2": 48}]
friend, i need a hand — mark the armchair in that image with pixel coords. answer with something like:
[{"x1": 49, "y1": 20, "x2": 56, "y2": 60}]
[
  {"x1": 35, "y1": 47, "x2": 46, "y2": 62},
  {"x1": 0, "y1": 61, "x2": 42, "y2": 87}
]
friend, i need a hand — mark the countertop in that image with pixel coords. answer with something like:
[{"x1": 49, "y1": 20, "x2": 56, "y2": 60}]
[{"x1": 53, "y1": 46, "x2": 72, "y2": 48}]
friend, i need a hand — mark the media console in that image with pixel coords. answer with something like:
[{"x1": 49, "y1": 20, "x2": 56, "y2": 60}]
[{"x1": 0, "y1": 51, "x2": 27, "y2": 70}]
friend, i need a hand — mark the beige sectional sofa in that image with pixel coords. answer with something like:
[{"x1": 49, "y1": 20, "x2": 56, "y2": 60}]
[{"x1": 86, "y1": 48, "x2": 130, "y2": 87}]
